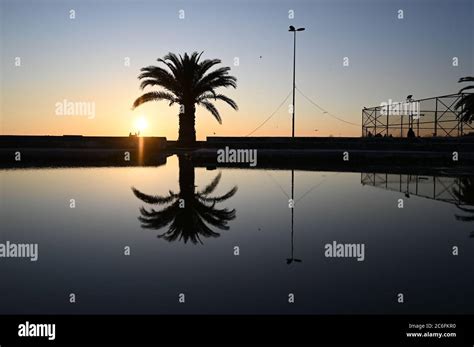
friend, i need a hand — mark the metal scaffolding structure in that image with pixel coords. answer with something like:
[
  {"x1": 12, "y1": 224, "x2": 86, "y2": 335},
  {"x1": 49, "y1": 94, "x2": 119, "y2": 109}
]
[
  {"x1": 360, "y1": 173, "x2": 466, "y2": 206},
  {"x1": 361, "y1": 93, "x2": 474, "y2": 138}
]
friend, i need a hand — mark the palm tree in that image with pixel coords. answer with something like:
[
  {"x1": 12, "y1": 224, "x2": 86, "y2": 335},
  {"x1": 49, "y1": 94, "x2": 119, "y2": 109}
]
[
  {"x1": 455, "y1": 76, "x2": 474, "y2": 124},
  {"x1": 452, "y1": 176, "x2": 474, "y2": 237},
  {"x1": 132, "y1": 52, "x2": 238, "y2": 146},
  {"x1": 131, "y1": 155, "x2": 238, "y2": 244}
]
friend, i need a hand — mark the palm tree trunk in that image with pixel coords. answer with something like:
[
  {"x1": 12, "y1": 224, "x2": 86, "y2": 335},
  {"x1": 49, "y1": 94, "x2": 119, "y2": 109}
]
[
  {"x1": 178, "y1": 104, "x2": 196, "y2": 146},
  {"x1": 178, "y1": 155, "x2": 195, "y2": 197}
]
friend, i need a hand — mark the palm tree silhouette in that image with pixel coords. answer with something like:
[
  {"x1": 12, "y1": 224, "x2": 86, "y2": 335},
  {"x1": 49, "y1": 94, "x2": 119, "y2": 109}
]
[
  {"x1": 132, "y1": 52, "x2": 238, "y2": 146},
  {"x1": 455, "y1": 76, "x2": 474, "y2": 124},
  {"x1": 452, "y1": 177, "x2": 474, "y2": 237},
  {"x1": 131, "y1": 155, "x2": 237, "y2": 244}
]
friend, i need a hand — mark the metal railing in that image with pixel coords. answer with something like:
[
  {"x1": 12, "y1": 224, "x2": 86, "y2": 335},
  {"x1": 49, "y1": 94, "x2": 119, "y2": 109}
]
[{"x1": 361, "y1": 173, "x2": 466, "y2": 205}]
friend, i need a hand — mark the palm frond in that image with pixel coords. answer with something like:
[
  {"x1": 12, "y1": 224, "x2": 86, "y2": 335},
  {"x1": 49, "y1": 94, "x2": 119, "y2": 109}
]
[
  {"x1": 138, "y1": 204, "x2": 179, "y2": 229},
  {"x1": 459, "y1": 85, "x2": 474, "y2": 93},
  {"x1": 200, "y1": 100, "x2": 222, "y2": 123},
  {"x1": 197, "y1": 77, "x2": 238, "y2": 97},
  {"x1": 199, "y1": 94, "x2": 238, "y2": 110},
  {"x1": 199, "y1": 172, "x2": 222, "y2": 195},
  {"x1": 132, "y1": 91, "x2": 178, "y2": 109},
  {"x1": 195, "y1": 67, "x2": 235, "y2": 91},
  {"x1": 199, "y1": 186, "x2": 238, "y2": 203},
  {"x1": 459, "y1": 76, "x2": 474, "y2": 83},
  {"x1": 162, "y1": 52, "x2": 183, "y2": 72},
  {"x1": 138, "y1": 66, "x2": 179, "y2": 94},
  {"x1": 132, "y1": 187, "x2": 177, "y2": 204},
  {"x1": 455, "y1": 77, "x2": 474, "y2": 124},
  {"x1": 196, "y1": 58, "x2": 221, "y2": 79},
  {"x1": 454, "y1": 94, "x2": 474, "y2": 110}
]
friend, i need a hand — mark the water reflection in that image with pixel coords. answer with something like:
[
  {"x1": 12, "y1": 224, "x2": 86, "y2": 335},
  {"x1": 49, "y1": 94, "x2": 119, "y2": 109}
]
[
  {"x1": 132, "y1": 155, "x2": 238, "y2": 244},
  {"x1": 361, "y1": 173, "x2": 474, "y2": 236},
  {"x1": 453, "y1": 177, "x2": 474, "y2": 236},
  {"x1": 287, "y1": 169, "x2": 302, "y2": 264}
]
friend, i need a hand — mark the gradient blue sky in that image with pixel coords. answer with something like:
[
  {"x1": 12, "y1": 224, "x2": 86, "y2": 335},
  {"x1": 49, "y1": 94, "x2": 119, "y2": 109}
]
[{"x1": 1, "y1": 0, "x2": 472, "y2": 138}]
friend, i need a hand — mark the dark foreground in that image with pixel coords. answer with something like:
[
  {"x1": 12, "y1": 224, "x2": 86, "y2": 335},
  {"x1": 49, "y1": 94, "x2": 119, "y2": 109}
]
[{"x1": 1, "y1": 314, "x2": 472, "y2": 345}]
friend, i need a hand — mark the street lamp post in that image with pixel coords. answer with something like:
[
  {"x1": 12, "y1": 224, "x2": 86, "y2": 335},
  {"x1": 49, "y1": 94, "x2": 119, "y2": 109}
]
[{"x1": 289, "y1": 25, "x2": 305, "y2": 138}]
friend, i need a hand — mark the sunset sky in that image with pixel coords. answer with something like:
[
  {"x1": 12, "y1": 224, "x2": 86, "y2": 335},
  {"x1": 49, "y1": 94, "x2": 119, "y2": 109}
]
[{"x1": 1, "y1": 0, "x2": 472, "y2": 139}]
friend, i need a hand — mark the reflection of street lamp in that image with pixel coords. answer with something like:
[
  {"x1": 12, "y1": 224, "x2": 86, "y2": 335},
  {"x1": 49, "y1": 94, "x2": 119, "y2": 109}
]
[
  {"x1": 287, "y1": 169, "x2": 302, "y2": 264},
  {"x1": 289, "y1": 26, "x2": 305, "y2": 138}
]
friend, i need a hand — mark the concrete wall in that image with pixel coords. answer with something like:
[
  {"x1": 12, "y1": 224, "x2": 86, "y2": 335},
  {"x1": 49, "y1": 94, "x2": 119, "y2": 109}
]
[
  {"x1": 0, "y1": 135, "x2": 167, "y2": 150},
  {"x1": 0, "y1": 136, "x2": 168, "y2": 167},
  {"x1": 205, "y1": 136, "x2": 474, "y2": 151}
]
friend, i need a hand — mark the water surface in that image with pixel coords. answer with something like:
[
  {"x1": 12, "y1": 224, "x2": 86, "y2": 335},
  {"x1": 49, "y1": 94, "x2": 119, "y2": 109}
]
[{"x1": 1, "y1": 155, "x2": 473, "y2": 314}]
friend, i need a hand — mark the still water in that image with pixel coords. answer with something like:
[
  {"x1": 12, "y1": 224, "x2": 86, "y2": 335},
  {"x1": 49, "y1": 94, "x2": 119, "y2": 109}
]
[{"x1": 1, "y1": 155, "x2": 473, "y2": 314}]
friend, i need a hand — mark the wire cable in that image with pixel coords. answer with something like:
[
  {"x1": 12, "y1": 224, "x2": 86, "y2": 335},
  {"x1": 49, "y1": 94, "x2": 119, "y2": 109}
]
[
  {"x1": 296, "y1": 86, "x2": 360, "y2": 127},
  {"x1": 245, "y1": 90, "x2": 292, "y2": 137}
]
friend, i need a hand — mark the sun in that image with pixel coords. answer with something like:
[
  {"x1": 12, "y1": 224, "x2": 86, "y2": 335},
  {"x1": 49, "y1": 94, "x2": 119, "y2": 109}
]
[{"x1": 134, "y1": 116, "x2": 148, "y2": 133}]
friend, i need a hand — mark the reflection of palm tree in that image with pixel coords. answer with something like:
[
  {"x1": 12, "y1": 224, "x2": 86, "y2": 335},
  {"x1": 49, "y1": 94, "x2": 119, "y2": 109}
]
[
  {"x1": 132, "y1": 52, "x2": 238, "y2": 146},
  {"x1": 453, "y1": 177, "x2": 474, "y2": 237},
  {"x1": 132, "y1": 156, "x2": 237, "y2": 244}
]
